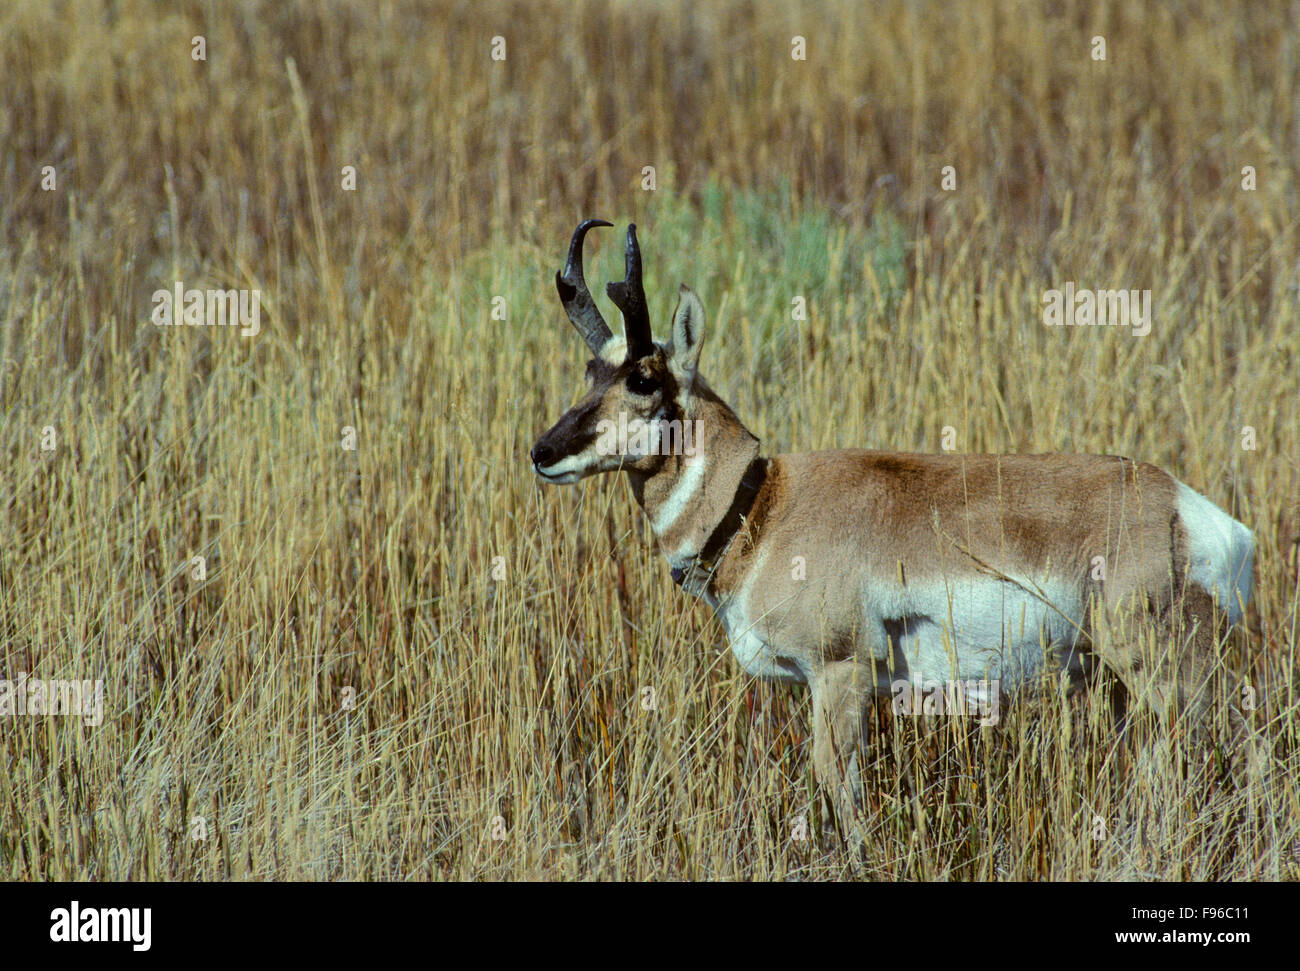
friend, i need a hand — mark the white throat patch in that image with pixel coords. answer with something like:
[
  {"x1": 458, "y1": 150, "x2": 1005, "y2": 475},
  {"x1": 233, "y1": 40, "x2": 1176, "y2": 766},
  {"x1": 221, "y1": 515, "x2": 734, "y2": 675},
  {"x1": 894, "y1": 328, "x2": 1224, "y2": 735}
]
[{"x1": 651, "y1": 455, "x2": 708, "y2": 537}]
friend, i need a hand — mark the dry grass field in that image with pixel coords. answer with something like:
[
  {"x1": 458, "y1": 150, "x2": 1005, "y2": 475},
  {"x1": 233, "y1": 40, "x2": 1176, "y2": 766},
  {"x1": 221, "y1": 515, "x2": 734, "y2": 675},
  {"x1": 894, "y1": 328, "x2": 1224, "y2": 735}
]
[{"x1": 1, "y1": 0, "x2": 1298, "y2": 880}]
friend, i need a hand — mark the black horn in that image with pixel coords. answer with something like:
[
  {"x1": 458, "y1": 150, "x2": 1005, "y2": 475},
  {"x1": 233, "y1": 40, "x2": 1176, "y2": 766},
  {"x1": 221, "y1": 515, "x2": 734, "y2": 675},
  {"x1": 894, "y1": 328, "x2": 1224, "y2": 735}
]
[
  {"x1": 605, "y1": 224, "x2": 654, "y2": 360},
  {"x1": 555, "y1": 218, "x2": 614, "y2": 353}
]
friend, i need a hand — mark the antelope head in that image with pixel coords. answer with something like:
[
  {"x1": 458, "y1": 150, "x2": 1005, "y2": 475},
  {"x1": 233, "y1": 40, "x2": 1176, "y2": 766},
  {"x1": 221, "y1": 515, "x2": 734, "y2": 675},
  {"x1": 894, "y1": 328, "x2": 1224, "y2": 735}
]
[{"x1": 531, "y1": 220, "x2": 707, "y2": 484}]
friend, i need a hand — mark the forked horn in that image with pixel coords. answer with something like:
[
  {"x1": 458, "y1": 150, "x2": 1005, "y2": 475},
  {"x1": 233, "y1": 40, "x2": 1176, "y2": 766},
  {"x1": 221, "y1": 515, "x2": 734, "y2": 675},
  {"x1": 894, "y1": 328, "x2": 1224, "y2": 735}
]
[
  {"x1": 555, "y1": 219, "x2": 614, "y2": 354},
  {"x1": 605, "y1": 224, "x2": 654, "y2": 360}
]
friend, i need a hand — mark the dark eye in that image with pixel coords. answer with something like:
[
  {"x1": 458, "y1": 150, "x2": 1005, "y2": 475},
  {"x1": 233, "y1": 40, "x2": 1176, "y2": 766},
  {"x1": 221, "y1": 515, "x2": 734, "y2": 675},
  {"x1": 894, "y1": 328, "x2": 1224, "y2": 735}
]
[{"x1": 626, "y1": 371, "x2": 657, "y2": 396}]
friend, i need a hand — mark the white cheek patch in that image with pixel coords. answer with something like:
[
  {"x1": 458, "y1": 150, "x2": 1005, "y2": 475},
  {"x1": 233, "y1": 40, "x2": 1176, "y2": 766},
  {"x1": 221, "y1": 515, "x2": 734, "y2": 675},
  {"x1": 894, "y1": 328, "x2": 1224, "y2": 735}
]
[
  {"x1": 624, "y1": 417, "x2": 652, "y2": 458},
  {"x1": 643, "y1": 406, "x2": 675, "y2": 457}
]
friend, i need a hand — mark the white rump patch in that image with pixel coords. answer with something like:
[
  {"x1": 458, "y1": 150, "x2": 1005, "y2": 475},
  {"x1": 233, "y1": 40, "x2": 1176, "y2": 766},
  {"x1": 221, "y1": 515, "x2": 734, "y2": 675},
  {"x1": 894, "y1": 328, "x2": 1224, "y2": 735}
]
[{"x1": 1176, "y1": 481, "x2": 1255, "y2": 623}]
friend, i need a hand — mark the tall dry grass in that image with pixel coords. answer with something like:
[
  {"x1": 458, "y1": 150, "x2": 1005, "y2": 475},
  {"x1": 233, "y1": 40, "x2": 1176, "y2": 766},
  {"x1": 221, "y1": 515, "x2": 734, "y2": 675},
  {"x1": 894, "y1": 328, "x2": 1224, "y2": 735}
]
[{"x1": 1, "y1": 0, "x2": 1297, "y2": 879}]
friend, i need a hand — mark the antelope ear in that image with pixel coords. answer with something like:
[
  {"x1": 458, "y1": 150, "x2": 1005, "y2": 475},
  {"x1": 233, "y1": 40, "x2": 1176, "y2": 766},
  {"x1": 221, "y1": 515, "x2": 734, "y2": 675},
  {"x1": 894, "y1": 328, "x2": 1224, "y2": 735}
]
[{"x1": 668, "y1": 285, "x2": 706, "y2": 377}]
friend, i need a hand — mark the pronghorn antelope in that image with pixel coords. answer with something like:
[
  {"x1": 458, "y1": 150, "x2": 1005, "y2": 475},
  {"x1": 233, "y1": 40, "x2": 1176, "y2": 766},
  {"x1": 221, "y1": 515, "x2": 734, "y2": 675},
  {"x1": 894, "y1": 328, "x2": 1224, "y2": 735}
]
[{"x1": 531, "y1": 219, "x2": 1258, "y2": 806}]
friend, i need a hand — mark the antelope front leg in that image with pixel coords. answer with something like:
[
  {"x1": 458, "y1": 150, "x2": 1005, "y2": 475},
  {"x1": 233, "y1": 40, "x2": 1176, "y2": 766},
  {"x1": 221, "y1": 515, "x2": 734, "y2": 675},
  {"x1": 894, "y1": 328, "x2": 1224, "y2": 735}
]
[{"x1": 809, "y1": 660, "x2": 871, "y2": 825}]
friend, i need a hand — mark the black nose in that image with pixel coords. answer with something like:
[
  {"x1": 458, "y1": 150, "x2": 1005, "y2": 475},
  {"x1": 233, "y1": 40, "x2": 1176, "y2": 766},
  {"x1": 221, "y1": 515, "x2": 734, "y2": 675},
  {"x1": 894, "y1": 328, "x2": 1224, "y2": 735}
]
[{"x1": 531, "y1": 441, "x2": 555, "y2": 468}]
